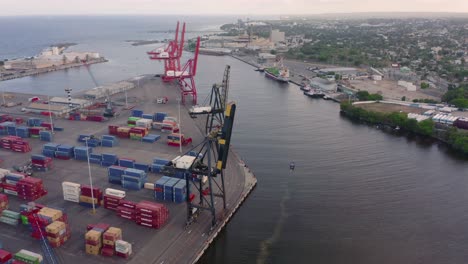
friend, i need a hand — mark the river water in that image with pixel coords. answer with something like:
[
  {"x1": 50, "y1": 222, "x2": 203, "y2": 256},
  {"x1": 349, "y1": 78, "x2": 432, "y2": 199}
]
[{"x1": 2, "y1": 16, "x2": 468, "y2": 264}]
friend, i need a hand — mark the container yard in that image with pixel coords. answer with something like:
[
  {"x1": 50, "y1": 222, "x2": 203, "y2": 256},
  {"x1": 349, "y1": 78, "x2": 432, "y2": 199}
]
[{"x1": 0, "y1": 73, "x2": 257, "y2": 264}]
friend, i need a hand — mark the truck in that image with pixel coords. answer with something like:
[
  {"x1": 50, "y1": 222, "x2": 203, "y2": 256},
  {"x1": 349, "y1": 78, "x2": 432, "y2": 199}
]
[{"x1": 28, "y1": 97, "x2": 40, "y2": 102}]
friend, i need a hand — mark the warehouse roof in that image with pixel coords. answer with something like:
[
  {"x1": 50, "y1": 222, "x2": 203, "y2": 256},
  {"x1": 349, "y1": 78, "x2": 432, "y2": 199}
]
[
  {"x1": 49, "y1": 97, "x2": 91, "y2": 106},
  {"x1": 26, "y1": 102, "x2": 68, "y2": 111}
]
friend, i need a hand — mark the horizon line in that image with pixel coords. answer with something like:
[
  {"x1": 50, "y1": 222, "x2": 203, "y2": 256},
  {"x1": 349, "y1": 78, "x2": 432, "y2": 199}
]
[{"x1": 1, "y1": 11, "x2": 468, "y2": 18}]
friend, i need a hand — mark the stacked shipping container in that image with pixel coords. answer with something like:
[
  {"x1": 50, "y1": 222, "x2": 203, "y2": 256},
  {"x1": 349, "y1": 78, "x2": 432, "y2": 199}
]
[
  {"x1": 45, "y1": 220, "x2": 71, "y2": 248},
  {"x1": 101, "y1": 227, "x2": 122, "y2": 257},
  {"x1": 103, "y1": 188, "x2": 126, "y2": 211},
  {"x1": 31, "y1": 154, "x2": 53, "y2": 172},
  {"x1": 16, "y1": 177, "x2": 47, "y2": 201},
  {"x1": 135, "y1": 201, "x2": 169, "y2": 229},
  {"x1": 0, "y1": 210, "x2": 20, "y2": 226},
  {"x1": 62, "y1": 182, "x2": 80, "y2": 203},
  {"x1": 3, "y1": 172, "x2": 26, "y2": 196},
  {"x1": 79, "y1": 185, "x2": 102, "y2": 208},
  {"x1": 0, "y1": 136, "x2": 31, "y2": 153}
]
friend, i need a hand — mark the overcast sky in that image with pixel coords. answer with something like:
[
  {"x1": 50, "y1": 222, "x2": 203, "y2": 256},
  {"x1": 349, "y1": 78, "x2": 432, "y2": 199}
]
[{"x1": 1, "y1": 0, "x2": 468, "y2": 16}]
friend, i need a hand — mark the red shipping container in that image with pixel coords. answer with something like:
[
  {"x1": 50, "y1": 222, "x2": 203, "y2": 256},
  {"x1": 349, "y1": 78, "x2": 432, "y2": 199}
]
[
  {"x1": 117, "y1": 132, "x2": 130, "y2": 138},
  {"x1": 80, "y1": 185, "x2": 102, "y2": 198},
  {"x1": 40, "y1": 122, "x2": 53, "y2": 130},
  {"x1": 117, "y1": 213, "x2": 135, "y2": 221},
  {"x1": 103, "y1": 194, "x2": 122, "y2": 203},
  {"x1": 118, "y1": 200, "x2": 136, "y2": 209},
  {"x1": 3, "y1": 184, "x2": 18, "y2": 191},
  {"x1": 115, "y1": 251, "x2": 130, "y2": 259},
  {"x1": 101, "y1": 247, "x2": 114, "y2": 257},
  {"x1": 108, "y1": 125, "x2": 119, "y2": 135},
  {"x1": 0, "y1": 249, "x2": 12, "y2": 263}
]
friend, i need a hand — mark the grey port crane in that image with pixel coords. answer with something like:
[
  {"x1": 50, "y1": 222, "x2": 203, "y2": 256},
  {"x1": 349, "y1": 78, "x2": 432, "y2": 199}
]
[
  {"x1": 82, "y1": 60, "x2": 116, "y2": 117},
  {"x1": 162, "y1": 65, "x2": 236, "y2": 227}
]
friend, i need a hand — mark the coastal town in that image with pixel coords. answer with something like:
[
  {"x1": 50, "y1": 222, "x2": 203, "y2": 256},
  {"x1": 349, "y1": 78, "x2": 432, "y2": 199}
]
[
  {"x1": 191, "y1": 15, "x2": 468, "y2": 154},
  {"x1": 0, "y1": 44, "x2": 107, "y2": 81}
]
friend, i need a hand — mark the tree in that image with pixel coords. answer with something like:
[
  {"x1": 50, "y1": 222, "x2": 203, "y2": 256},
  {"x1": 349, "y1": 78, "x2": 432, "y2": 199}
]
[
  {"x1": 401, "y1": 96, "x2": 406, "y2": 101},
  {"x1": 416, "y1": 119, "x2": 434, "y2": 136},
  {"x1": 270, "y1": 50, "x2": 277, "y2": 55},
  {"x1": 335, "y1": 74, "x2": 341, "y2": 81},
  {"x1": 420, "y1": 82, "x2": 430, "y2": 89},
  {"x1": 450, "y1": 98, "x2": 468, "y2": 109}
]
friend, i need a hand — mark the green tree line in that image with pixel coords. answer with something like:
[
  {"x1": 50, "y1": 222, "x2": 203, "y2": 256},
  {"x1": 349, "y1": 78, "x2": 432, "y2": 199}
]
[
  {"x1": 340, "y1": 102, "x2": 468, "y2": 155},
  {"x1": 442, "y1": 84, "x2": 468, "y2": 109}
]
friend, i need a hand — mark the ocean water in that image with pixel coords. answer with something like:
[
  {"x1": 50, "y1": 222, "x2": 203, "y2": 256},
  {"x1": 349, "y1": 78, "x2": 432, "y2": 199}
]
[{"x1": 2, "y1": 16, "x2": 468, "y2": 264}]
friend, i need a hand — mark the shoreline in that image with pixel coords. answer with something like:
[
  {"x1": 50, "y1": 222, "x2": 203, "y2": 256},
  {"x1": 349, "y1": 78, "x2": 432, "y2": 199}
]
[
  {"x1": 0, "y1": 57, "x2": 108, "y2": 82},
  {"x1": 340, "y1": 102, "x2": 468, "y2": 157}
]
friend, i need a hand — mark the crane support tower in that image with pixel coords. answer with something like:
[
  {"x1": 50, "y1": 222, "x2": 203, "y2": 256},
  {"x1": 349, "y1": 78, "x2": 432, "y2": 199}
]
[
  {"x1": 177, "y1": 37, "x2": 200, "y2": 104},
  {"x1": 147, "y1": 22, "x2": 185, "y2": 82},
  {"x1": 163, "y1": 66, "x2": 234, "y2": 227}
]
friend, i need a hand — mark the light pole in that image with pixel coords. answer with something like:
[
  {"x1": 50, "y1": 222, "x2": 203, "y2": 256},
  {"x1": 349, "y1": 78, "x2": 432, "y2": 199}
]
[
  {"x1": 84, "y1": 137, "x2": 96, "y2": 214},
  {"x1": 124, "y1": 90, "x2": 128, "y2": 109},
  {"x1": 47, "y1": 95, "x2": 54, "y2": 134},
  {"x1": 177, "y1": 96, "x2": 182, "y2": 154}
]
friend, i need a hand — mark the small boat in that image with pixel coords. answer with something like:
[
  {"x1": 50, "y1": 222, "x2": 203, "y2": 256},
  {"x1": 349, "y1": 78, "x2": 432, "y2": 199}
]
[
  {"x1": 254, "y1": 67, "x2": 265, "y2": 72},
  {"x1": 300, "y1": 84, "x2": 312, "y2": 92},
  {"x1": 323, "y1": 95, "x2": 331, "y2": 100},
  {"x1": 304, "y1": 89, "x2": 325, "y2": 98},
  {"x1": 289, "y1": 162, "x2": 295, "y2": 171}
]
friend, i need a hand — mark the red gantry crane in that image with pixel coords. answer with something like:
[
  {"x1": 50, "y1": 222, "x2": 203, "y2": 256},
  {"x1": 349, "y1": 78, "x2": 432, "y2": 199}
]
[
  {"x1": 178, "y1": 37, "x2": 200, "y2": 104},
  {"x1": 147, "y1": 22, "x2": 185, "y2": 82}
]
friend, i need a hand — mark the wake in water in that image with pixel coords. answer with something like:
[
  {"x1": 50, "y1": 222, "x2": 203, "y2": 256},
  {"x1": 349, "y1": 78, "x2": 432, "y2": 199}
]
[{"x1": 256, "y1": 170, "x2": 292, "y2": 264}]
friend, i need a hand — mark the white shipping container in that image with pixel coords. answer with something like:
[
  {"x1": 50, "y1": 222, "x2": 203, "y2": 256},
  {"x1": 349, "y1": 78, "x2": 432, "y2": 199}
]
[
  {"x1": 64, "y1": 196, "x2": 80, "y2": 203},
  {"x1": 63, "y1": 191, "x2": 80, "y2": 197},
  {"x1": 62, "y1": 182, "x2": 81, "y2": 188},
  {"x1": 115, "y1": 240, "x2": 132, "y2": 253},
  {"x1": 0, "y1": 168, "x2": 11, "y2": 179},
  {"x1": 62, "y1": 186, "x2": 80, "y2": 191},
  {"x1": 4, "y1": 190, "x2": 18, "y2": 196},
  {"x1": 152, "y1": 122, "x2": 163, "y2": 130},
  {"x1": 144, "y1": 183, "x2": 154, "y2": 190},
  {"x1": 105, "y1": 188, "x2": 126, "y2": 198},
  {"x1": 136, "y1": 119, "x2": 152, "y2": 129},
  {"x1": 172, "y1": 155, "x2": 196, "y2": 169}
]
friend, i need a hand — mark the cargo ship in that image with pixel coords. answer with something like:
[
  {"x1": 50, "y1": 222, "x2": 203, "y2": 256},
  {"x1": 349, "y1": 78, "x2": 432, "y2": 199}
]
[{"x1": 264, "y1": 66, "x2": 290, "y2": 83}]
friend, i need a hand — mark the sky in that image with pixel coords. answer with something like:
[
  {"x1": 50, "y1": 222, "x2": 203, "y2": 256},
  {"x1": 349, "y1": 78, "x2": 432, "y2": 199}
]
[{"x1": 1, "y1": 0, "x2": 468, "y2": 16}]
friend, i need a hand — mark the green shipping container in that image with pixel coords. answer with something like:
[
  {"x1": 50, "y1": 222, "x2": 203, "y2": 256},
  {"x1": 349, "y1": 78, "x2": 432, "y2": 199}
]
[
  {"x1": 14, "y1": 252, "x2": 40, "y2": 264},
  {"x1": 20, "y1": 215, "x2": 29, "y2": 225},
  {"x1": 1, "y1": 210, "x2": 20, "y2": 219}
]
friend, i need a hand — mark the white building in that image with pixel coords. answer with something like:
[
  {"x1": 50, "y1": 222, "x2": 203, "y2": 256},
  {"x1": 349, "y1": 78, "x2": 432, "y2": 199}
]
[
  {"x1": 49, "y1": 97, "x2": 92, "y2": 108},
  {"x1": 372, "y1": 75, "x2": 383, "y2": 81},
  {"x1": 398, "y1": 80, "x2": 417, "y2": 91},
  {"x1": 270, "y1": 29, "x2": 285, "y2": 44}
]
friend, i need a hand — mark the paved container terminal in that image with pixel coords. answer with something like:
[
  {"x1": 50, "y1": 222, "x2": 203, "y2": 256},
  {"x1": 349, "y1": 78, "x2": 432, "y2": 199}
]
[{"x1": 0, "y1": 76, "x2": 257, "y2": 264}]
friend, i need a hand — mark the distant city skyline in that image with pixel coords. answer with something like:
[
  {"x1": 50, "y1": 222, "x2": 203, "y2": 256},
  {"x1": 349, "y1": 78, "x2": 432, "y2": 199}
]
[{"x1": 1, "y1": 0, "x2": 468, "y2": 16}]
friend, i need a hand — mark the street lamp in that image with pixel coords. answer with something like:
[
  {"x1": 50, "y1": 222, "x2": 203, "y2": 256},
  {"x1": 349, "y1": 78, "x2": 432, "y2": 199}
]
[
  {"x1": 177, "y1": 96, "x2": 182, "y2": 154},
  {"x1": 84, "y1": 137, "x2": 96, "y2": 214},
  {"x1": 47, "y1": 95, "x2": 54, "y2": 134}
]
